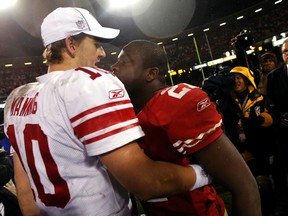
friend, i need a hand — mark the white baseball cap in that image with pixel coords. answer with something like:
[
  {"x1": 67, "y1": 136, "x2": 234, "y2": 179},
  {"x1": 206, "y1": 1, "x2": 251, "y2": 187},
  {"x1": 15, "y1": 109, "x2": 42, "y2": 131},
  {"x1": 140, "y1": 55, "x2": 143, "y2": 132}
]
[{"x1": 41, "y1": 7, "x2": 120, "y2": 47}]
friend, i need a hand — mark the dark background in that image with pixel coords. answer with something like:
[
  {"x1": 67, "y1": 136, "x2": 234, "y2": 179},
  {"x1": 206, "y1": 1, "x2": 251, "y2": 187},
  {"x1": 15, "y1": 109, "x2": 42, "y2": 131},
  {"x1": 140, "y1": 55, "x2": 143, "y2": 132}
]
[{"x1": 0, "y1": 0, "x2": 266, "y2": 59}]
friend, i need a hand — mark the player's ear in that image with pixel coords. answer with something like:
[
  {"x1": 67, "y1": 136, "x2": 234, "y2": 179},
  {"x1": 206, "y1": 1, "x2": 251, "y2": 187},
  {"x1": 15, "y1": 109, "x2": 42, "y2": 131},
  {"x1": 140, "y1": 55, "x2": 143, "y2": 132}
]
[
  {"x1": 65, "y1": 36, "x2": 77, "y2": 58},
  {"x1": 146, "y1": 67, "x2": 159, "y2": 82}
]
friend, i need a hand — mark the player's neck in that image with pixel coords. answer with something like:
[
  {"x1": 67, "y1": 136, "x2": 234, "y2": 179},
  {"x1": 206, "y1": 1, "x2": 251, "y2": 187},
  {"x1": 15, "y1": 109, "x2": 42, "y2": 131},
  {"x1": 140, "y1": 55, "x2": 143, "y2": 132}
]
[
  {"x1": 131, "y1": 83, "x2": 165, "y2": 114},
  {"x1": 130, "y1": 92, "x2": 149, "y2": 114},
  {"x1": 47, "y1": 61, "x2": 79, "y2": 73}
]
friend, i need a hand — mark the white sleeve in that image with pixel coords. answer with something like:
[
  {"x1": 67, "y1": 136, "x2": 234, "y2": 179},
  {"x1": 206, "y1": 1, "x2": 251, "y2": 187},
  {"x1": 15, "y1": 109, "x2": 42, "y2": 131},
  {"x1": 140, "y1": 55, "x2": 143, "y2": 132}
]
[{"x1": 62, "y1": 67, "x2": 144, "y2": 156}]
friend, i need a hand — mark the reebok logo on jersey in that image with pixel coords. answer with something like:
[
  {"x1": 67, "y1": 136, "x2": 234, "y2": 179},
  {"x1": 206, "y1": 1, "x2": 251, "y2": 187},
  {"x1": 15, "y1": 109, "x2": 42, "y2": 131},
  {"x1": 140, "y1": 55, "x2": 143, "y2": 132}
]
[
  {"x1": 197, "y1": 97, "x2": 210, "y2": 112},
  {"x1": 109, "y1": 89, "x2": 124, "y2": 99}
]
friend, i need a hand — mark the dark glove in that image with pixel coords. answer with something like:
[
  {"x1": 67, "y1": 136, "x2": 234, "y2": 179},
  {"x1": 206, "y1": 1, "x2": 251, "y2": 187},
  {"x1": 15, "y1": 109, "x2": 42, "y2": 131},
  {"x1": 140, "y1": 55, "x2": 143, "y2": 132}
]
[{"x1": 248, "y1": 115, "x2": 264, "y2": 126}]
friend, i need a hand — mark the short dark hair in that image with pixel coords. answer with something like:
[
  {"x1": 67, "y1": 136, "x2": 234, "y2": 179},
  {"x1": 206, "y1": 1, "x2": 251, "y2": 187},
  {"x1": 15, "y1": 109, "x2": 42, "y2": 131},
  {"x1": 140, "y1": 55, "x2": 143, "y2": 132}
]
[
  {"x1": 124, "y1": 40, "x2": 169, "y2": 76},
  {"x1": 261, "y1": 51, "x2": 277, "y2": 64}
]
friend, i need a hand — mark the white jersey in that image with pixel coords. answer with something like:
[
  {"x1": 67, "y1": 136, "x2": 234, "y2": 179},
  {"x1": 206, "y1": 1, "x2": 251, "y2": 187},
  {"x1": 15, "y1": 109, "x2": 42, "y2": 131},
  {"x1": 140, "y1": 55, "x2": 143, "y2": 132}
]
[{"x1": 4, "y1": 67, "x2": 144, "y2": 216}]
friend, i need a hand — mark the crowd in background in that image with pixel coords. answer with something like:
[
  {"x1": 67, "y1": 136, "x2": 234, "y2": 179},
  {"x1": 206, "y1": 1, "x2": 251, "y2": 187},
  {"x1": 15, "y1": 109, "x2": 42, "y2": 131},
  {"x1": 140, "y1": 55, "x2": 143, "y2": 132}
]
[{"x1": 0, "y1": 4, "x2": 287, "y2": 99}]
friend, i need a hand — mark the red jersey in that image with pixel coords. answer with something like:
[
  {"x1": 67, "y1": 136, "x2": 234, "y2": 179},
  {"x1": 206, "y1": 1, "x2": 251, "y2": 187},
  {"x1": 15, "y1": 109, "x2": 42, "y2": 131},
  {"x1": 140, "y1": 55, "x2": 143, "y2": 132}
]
[{"x1": 138, "y1": 83, "x2": 225, "y2": 216}]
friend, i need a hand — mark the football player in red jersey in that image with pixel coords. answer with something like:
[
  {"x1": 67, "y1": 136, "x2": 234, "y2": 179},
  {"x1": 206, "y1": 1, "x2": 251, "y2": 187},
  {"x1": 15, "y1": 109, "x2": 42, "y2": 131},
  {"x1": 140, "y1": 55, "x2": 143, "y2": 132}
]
[
  {"x1": 4, "y1": 8, "x2": 212, "y2": 216},
  {"x1": 112, "y1": 40, "x2": 261, "y2": 216}
]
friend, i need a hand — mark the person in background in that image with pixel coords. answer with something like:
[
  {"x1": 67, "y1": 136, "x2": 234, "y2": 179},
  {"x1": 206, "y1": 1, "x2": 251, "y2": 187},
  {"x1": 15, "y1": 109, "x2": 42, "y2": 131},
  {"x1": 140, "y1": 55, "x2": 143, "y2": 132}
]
[
  {"x1": 258, "y1": 51, "x2": 278, "y2": 95},
  {"x1": 0, "y1": 106, "x2": 13, "y2": 164},
  {"x1": 0, "y1": 142, "x2": 22, "y2": 216},
  {"x1": 111, "y1": 40, "x2": 261, "y2": 216},
  {"x1": 218, "y1": 66, "x2": 275, "y2": 215},
  {"x1": 267, "y1": 38, "x2": 288, "y2": 215},
  {"x1": 4, "y1": 7, "x2": 210, "y2": 216},
  {"x1": 0, "y1": 149, "x2": 13, "y2": 196}
]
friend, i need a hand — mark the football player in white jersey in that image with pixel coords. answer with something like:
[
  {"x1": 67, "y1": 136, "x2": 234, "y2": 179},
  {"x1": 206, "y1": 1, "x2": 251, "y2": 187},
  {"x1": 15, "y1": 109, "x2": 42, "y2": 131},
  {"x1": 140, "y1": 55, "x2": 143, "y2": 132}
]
[{"x1": 4, "y1": 7, "x2": 211, "y2": 216}]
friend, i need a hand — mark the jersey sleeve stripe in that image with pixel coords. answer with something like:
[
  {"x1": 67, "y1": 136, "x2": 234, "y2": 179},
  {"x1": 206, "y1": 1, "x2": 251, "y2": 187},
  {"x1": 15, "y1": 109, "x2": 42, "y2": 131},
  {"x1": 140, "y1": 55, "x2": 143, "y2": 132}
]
[
  {"x1": 83, "y1": 121, "x2": 140, "y2": 145},
  {"x1": 70, "y1": 100, "x2": 132, "y2": 123},
  {"x1": 80, "y1": 118, "x2": 139, "y2": 141},
  {"x1": 172, "y1": 119, "x2": 223, "y2": 154},
  {"x1": 73, "y1": 107, "x2": 137, "y2": 139},
  {"x1": 71, "y1": 103, "x2": 134, "y2": 127}
]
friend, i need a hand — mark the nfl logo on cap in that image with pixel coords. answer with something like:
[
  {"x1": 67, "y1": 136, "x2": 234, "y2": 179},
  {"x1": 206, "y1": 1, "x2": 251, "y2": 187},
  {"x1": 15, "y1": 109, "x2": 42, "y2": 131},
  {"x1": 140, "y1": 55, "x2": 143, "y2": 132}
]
[{"x1": 76, "y1": 20, "x2": 86, "y2": 30}]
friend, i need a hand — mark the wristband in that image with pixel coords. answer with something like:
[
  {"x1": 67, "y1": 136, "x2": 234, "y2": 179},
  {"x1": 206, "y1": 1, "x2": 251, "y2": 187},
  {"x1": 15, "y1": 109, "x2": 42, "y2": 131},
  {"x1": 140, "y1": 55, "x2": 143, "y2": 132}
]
[{"x1": 189, "y1": 164, "x2": 212, "y2": 191}]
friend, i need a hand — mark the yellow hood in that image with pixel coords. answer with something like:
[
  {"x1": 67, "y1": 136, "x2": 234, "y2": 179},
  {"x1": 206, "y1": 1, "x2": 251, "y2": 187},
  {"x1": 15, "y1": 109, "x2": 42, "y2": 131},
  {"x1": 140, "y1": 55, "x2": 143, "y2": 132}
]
[{"x1": 230, "y1": 66, "x2": 257, "y2": 88}]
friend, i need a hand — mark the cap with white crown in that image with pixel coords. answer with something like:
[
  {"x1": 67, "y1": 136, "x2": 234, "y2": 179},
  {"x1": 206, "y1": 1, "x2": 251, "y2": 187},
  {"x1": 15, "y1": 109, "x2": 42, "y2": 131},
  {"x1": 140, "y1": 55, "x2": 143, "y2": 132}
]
[{"x1": 41, "y1": 7, "x2": 120, "y2": 47}]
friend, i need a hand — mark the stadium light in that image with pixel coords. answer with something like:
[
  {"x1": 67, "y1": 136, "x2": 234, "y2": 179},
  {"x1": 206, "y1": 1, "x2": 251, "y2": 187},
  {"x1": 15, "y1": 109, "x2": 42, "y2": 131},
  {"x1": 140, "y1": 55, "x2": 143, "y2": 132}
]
[
  {"x1": 274, "y1": 0, "x2": 282, "y2": 4},
  {"x1": 255, "y1": 8, "x2": 262, "y2": 13},
  {"x1": 0, "y1": 0, "x2": 17, "y2": 10}
]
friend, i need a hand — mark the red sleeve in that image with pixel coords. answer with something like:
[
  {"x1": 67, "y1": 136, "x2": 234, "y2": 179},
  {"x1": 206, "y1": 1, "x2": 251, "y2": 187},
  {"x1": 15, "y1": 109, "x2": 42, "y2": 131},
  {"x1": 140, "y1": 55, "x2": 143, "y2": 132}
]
[{"x1": 164, "y1": 84, "x2": 223, "y2": 154}]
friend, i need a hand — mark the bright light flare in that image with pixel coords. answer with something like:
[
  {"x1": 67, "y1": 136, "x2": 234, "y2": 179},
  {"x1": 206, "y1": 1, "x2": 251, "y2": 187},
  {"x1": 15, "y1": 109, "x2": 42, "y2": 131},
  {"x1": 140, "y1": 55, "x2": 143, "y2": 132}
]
[
  {"x1": 0, "y1": 0, "x2": 17, "y2": 10},
  {"x1": 133, "y1": 0, "x2": 196, "y2": 39},
  {"x1": 96, "y1": 0, "x2": 148, "y2": 17},
  {"x1": 108, "y1": 0, "x2": 141, "y2": 10}
]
